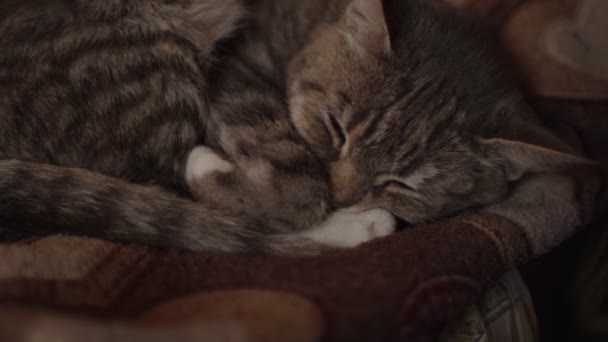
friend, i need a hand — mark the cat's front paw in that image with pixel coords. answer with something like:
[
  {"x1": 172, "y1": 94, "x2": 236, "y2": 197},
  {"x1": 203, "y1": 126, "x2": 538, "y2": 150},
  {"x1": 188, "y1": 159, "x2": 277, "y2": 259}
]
[
  {"x1": 185, "y1": 146, "x2": 234, "y2": 188},
  {"x1": 298, "y1": 208, "x2": 397, "y2": 248}
]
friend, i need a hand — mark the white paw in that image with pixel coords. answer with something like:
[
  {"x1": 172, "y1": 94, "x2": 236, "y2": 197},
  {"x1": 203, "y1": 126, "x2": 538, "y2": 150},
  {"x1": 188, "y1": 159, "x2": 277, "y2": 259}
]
[
  {"x1": 185, "y1": 146, "x2": 234, "y2": 187},
  {"x1": 299, "y1": 208, "x2": 397, "y2": 248}
]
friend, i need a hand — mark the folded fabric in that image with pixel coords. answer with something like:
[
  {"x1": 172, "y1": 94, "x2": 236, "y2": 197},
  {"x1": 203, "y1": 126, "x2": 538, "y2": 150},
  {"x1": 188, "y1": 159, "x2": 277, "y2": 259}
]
[
  {"x1": 0, "y1": 158, "x2": 600, "y2": 341},
  {"x1": 502, "y1": 0, "x2": 608, "y2": 99}
]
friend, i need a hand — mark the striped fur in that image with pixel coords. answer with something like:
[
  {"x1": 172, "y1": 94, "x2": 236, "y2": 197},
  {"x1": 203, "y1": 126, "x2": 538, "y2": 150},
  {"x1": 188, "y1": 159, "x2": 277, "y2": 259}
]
[
  {"x1": 0, "y1": 0, "x2": 288, "y2": 253},
  {"x1": 0, "y1": 0, "x2": 586, "y2": 254}
]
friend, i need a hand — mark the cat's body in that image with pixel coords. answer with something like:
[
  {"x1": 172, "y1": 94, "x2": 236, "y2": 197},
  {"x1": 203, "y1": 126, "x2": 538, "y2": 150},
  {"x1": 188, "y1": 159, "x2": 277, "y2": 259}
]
[
  {"x1": 0, "y1": 0, "x2": 238, "y2": 192},
  {"x1": 0, "y1": 0, "x2": 280, "y2": 252},
  {"x1": 0, "y1": 0, "x2": 588, "y2": 254},
  {"x1": 0, "y1": 0, "x2": 336, "y2": 253}
]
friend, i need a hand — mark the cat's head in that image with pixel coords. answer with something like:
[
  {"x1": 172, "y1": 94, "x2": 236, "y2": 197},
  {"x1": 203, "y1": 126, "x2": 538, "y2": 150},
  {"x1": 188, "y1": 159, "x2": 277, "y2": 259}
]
[{"x1": 287, "y1": 0, "x2": 588, "y2": 223}]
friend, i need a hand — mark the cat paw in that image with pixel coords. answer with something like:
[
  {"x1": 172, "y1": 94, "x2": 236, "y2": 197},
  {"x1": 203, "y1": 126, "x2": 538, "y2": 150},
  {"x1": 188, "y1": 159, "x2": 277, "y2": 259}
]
[
  {"x1": 298, "y1": 208, "x2": 397, "y2": 248},
  {"x1": 185, "y1": 146, "x2": 234, "y2": 187}
]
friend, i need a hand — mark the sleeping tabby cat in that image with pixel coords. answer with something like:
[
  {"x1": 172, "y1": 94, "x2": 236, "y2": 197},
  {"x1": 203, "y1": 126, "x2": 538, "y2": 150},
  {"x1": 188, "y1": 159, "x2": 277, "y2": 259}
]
[{"x1": 0, "y1": 0, "x2": 588, "y2": 254}]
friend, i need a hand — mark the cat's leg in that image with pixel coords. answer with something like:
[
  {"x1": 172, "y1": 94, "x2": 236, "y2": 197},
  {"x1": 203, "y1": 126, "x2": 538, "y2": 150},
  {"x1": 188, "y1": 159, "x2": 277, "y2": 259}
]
[
  {"x1": 296, "y1": 208, "x2": 397, "y2": 248},
  {"x1": 185, "y1": 145, "x2": 235, "y2": 187},
  {"x1": 185, "y1": 145, "x2": 330, "y2": 233},
  {"x1": 186, "y1": 146, "x2": 396, "y2": 247},
  {"x1": 185, "y1": 145, "x2": 247, "y2": 211}
]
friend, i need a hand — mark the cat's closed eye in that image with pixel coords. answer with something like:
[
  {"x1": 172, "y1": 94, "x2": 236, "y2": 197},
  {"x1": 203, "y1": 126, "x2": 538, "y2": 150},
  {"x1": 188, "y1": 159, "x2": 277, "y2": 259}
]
[
  {"x1": 381, "y1": 179, "x2": 416, "y2": 192},
  {"x1": 324, "y1": 111, "x2": 346, "y2": 152}
]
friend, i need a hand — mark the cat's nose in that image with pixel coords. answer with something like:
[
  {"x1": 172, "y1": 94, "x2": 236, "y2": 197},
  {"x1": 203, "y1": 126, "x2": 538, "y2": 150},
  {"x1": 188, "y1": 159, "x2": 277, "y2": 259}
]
[
  {"x1": 331, "y1": 185, "x2": 364, "y2": 207},
  {"x1": 330, "y1": 160, "x2": 366, "y2": 208}
]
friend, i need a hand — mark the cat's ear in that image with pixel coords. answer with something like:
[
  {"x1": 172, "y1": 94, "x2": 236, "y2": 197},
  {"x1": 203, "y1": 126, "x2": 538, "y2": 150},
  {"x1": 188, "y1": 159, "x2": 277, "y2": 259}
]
[
  {"x1": 344, "y1": 0, "x2": 391, "y2": 54},
  {"x1": 480, "y1": 138, "x2": 594, "y2": 181}
]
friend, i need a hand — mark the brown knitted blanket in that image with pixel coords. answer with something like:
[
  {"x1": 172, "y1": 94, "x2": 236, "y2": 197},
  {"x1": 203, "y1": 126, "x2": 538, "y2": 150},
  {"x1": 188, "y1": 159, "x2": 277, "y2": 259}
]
[{"x1": 0, "y1": 1, "x2": 606, "y2": 341}]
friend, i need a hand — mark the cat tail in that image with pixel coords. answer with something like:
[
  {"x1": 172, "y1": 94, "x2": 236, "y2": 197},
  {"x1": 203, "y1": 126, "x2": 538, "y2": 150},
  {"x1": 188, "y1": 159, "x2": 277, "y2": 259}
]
[{"x1": 0, "y1": 159, "x2": 327, "y2": 255}]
